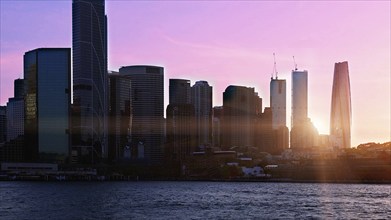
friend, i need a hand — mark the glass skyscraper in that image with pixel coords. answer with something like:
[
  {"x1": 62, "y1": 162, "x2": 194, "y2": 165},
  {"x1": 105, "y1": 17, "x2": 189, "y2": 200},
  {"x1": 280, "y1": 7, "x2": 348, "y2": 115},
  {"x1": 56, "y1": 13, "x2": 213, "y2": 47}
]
[
  {"x1": 24, "y1": 48, "x2": 71, "y2": 162},
  {"x1": 72, "y1": 0, "x2": 108, "y2": 163},
  {"x1": 119, "y1": 65, "x2": 164, "y2": 164},
  {"x1": 330, "y1": 61, "x2": 352, "y2": 149}
]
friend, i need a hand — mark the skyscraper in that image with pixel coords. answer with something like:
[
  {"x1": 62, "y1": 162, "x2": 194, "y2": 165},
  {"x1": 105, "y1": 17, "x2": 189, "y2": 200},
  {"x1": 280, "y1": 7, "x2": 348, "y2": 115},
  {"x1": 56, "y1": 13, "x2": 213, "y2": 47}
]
[
  {"x1": 270, "y1": 78, "x2": 289, "y2": 151},
  {"x1": 72, "y1": 0, "x2": 108, "y2": 162},
  {"x1": 14, "y1": 79, "x2": 24, "y2": 99},
  {"x1": 119, "y1": 65, "x2": 164, "y2": 164},
  {"x1": 291, "y1": 70, "x2": 318, "y2": 149},
  {"x1": 108, "y1": 72, "x2": 132, "y2": 162},
  {"x1": 24, "y1": 48, "x2": 71, "y2": 162},
  {"x1": 0, "y1": 106, "x2": 6, "y2": 143},
  {"x1": 270, "y1": 78, "x2": 286, "y2": 129},
  {"x1": 191, "y1": 81, "x2": 212, "y2": 147},
  {"x1": 167, "y1": 79, "x2": 195, "y2": 162},
  {"x1": 222, "y1": 85, "x2": 256, "y2": 148},
  {"x1": 330, "y1": 61, "x2": 352, "y2": 149},
  {"x1": 291, "y1": 70, "x2": 308, "y2": 128},
  {"x1": 169, "y1": 79, "x2": 191, "y2": 105}
]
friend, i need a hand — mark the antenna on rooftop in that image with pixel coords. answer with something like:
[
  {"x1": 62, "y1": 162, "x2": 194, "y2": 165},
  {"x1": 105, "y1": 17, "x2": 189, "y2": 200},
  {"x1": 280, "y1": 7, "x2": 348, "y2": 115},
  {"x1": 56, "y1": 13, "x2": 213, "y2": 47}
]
[
  {"x1": 293, "y1": 56, "x2": 298, "y2": 71},
  {"x1": 273, "y1": 53, "x2": 278, "y2": 79}
]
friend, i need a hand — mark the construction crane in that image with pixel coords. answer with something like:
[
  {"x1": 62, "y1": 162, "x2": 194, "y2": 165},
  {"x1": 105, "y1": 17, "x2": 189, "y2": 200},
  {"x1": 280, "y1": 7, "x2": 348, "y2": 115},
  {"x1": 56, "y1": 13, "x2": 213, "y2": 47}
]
[{"x1": 293, "y1": 56, "x2": 298, "y2": 71}]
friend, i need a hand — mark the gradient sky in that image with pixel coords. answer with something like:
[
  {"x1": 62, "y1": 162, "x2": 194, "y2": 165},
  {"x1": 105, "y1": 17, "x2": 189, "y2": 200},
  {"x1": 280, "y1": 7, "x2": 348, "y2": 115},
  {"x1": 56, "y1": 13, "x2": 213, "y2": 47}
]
[{"x1": 1, "y1": 1, "x2": 390, "y2": 147}]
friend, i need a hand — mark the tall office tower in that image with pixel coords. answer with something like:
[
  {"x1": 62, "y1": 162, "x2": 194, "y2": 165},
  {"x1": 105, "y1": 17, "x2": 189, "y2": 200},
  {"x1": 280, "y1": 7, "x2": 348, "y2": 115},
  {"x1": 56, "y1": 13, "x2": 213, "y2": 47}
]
[
  {"x1": 212, "y1": 106, "x2": 223, "y2": 147},
  {"x1": 291, "y1": 70, "x2": 318, "y2": 149},
  {"x1": 6, "y1": 98, "x2": 24, "y2": 142},
  {"x1": 119, "y1": 65, "x2": 164, "y2": 164},
  {"x1": 191, "y1": 81, "x2": 212, "y2": 147},
  {"x1": 108, "y1": 72, "x2": 132, "y2": 163},
  {"x1": 0, "y1": 106, "x2": 6, "y2": 143},
  {"x1": 72, "y1": 0, "x2": 108, "y2": 163},
  {"x1": 24, "y1": 48, "x2": 71, "y2": 162},
  {"x1": 166, "y1": 104, "x2": 195, "y2": 162},
  {"x1": 330, "y1": 61, "x2": 352, "y2": 149},
  {"x1": 14, "y1": 79, "x2": 24, "y2": 99},
  {"x1": 291, "y1": 70, "x2": 308, "y2": 127},
  {"x1": 270, "y1": 78, "x2": 289, "y2": 151},
  {"x1": 167, "y1": 78, "x2": 195, "y2": 162},
  {"x1": 222, "y1": 85, "x2": 256, "y2": 148},
  {"x1": 169, "y1": 79, "x2": 191, "y2": 105},
  {"x1": 270, "y1": 78, "x2": 286, "y2": 129}
]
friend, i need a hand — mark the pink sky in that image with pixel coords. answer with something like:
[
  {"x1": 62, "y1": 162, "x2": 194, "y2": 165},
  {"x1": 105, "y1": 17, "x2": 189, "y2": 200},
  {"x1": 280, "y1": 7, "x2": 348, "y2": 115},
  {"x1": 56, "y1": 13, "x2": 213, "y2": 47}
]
[{"x1": 0, "y1": 1, "x2": 390, "y2": 147}]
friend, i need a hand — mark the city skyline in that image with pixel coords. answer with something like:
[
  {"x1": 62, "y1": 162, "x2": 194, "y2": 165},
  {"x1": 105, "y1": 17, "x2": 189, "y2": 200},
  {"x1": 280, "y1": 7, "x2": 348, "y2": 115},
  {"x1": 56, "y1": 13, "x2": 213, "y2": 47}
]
[{"x1": 0, "y1": 1, "x2": 390, "y2": 147}]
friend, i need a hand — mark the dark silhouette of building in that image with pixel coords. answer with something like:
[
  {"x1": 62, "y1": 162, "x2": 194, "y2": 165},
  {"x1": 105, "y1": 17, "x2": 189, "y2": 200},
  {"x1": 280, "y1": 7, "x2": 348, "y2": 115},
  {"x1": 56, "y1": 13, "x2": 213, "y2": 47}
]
[
  {"x1": 108, "y1": 72, "x2": 132, "y2": 163},
  {"x1": 0, "y1": 106, "x2": 6, "y2": 143},
  {"x1": 191, "y1": 81, "x2": 212, "y2": 147},
  {"x1": 119, "y1": 65, "x2": 164, "y2": 164},
  {"x1": 166, "y1": 79, "x2": 195, "y2": 164},
  {"x1": 72, "y1": 0, "x2": 108, "y2": 163},
  {"x1": 169, "y1": 79, "x2": 191, "y2": 105},
  {"x1": 222, "y1": 85, "x2": 257, "y2": 149},
  {"x1": 166, "y1": 104, "x2": 195, "y2": 162},
  {"x1": 14, "y1": 78, "x2": 24, "y2": 99},
  {"x1": 330, "y1": 61, "x2": 352, "y2": 149},
  {"x1": 212, "y1": 106, "x2": 223, "y2": 148},
  {"x1": 24, "y1": 48, "x2": 71, "y2": 163}
]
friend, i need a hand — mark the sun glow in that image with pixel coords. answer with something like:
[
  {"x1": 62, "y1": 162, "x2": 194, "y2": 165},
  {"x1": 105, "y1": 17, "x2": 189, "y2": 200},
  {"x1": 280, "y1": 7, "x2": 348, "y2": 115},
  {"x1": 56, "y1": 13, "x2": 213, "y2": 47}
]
[{"x1": 311, "y1": 117, "x2": 329, "y2": 135}]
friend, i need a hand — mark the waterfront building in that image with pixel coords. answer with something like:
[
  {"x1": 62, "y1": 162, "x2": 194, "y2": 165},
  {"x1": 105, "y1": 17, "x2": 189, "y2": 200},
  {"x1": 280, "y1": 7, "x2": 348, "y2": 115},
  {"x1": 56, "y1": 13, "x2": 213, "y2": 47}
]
[
  {"x1": 72, "y1": 0, "x2": 108, "y2": 163},
  {"x1": 6, "y1": 98, "x2": 24, "y2": 142},
  {"x1": 108, "y1": 71, "x2": 132, "y2": 162},
  {"x1": 290, "y1": 70, "x2": 318, "y2": 149},
  {"x1": 24, "y1": 48, "x2": 71, "y2": 162},
  {"x1": 212, "y1": 106, "x2": 223, "y2": 148},
  {"x1": 14, "y1": 78, "x2": 24, "y2": 99},
  {"x1": 222, "y1": 85, "x2": 256, "y2": 148},
  {"x1": 270, "y1": 78, "x2": 286, "y2": 129},
  {"x1": 119, "y1": 65, "x2": 164, "y2": 164},
  {"x1": 0, "y1": 106, "x2": 6, "y2": 143},
  {"x1": 169, "y1": 79, "x2": 191, "y2": 105},
  {"x1": 330, "y1": 61, "x2": 352, "y2": 149},
  {"x1": 191, "y1": 81, "x2": 212, "y2": 147},
  {"x1": 270, "y1": 77, "x2": 289, "y2": 151}
]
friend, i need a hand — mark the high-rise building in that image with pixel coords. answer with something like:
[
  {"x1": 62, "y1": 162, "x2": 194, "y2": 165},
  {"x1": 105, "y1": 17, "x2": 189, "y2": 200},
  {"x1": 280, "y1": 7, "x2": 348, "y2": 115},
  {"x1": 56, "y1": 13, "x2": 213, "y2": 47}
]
[
  {"x1": 72, "y1": 0, "x2": 108, "y2": 163},
  {"x1": 119, "y1": 65, "x2": 164, "y2": 164},
  {"x1": 0, "y1": 106, "x2": 6, "y2": 143},
  {"x1": 24, "y1": 48, "x2": 71, "y2": 162},
  {"x1": 222, "y1": 85, "x2": 256, "y2": 148},
  {"x1": 291, "y1": 70, "x2": 318, "y2": 149},
  {"x1": 6, "y1": 98, "x2": 24, "y2": 142},
  {"x1": 169, "y1": 79, "x2": 191, "y2": 105},
  {"x1": 191, "y1": 81, "x2": 212, "y2": 147},
  {"x1": 270, "y1": 78, "x2": 286, "y2": 129},
  {"x1": 14, "y1": 79, "x2": 24, "y2": 99},
  {"x1": 330, "y1": 61, "x2": 352, "y2": 149},
  {"x1": 108, "y1": 71, "x2": 132, "y2": 162},
  {"x1": 270, "y1": 78, "x2": 289, "y2": 151},
  {"x1": 167, "y1": 79, "x2": 195, "y2": 162},
  {"x1": 291, "y1": 70, "x2": 308, "y2": 128},
  {"x1": 212, "y1": 106, "x2": 223, "y2": 148}
]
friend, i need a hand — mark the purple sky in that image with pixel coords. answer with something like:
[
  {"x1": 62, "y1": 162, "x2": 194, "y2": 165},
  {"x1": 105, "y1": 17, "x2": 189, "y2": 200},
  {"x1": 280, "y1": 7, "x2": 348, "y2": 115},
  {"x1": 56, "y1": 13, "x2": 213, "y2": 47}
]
[{"x1": 0, "y1": 1, "x2": 390, "y2": 147}]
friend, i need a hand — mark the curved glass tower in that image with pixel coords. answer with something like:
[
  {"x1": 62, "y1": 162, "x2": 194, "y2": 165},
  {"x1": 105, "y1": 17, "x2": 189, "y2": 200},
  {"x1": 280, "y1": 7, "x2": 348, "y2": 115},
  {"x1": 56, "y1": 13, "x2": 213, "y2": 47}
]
[{"x1": 330, "y1": 61, "x2": 351, "y2": 149}]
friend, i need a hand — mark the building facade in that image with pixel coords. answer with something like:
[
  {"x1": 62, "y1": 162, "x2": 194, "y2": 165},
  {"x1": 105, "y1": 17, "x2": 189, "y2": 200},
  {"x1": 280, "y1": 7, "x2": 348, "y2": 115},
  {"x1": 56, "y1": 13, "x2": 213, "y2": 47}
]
[
  {"x1": 330, "y1": 61, "x2": 352, "y2": 149},
  {"x1": 270, "y1": 78, "x2": 286, "y2": 129},
  {"x1": 0, "y1": 106, "x2": 6, "y2": 143},
  {"x1": 169, "y1": 79, "x2": 191, "y2": 105},
  {"x1": 222, "y1": 85, "x2": 256, "y2": 149},
  {"x1": 108, "y1": 72, "x2": 132, "y2": 162},
  {"x1": 24, "y1": 48, "x2": 71, "y2": 162},
  {"x1": 72, "y1": 0, "x2": 108, "y2": 163},
  {"x1": 191, "y1": 81, "x2": 212, "y2": 147},
  {"x1": 119, "y1": 65, "x2": 164, "y2": 164}
]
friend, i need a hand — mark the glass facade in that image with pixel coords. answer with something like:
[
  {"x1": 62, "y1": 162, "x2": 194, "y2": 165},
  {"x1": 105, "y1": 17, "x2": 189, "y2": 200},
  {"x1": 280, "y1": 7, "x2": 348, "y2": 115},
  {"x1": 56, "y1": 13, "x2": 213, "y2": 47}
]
[
  {"x1": 72, "y1": 0, "x2": 108, "y2": 162},
  {"x1": 24, "y1": 48, "x2": 71, "y2": 162}
]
